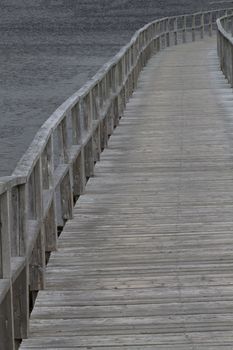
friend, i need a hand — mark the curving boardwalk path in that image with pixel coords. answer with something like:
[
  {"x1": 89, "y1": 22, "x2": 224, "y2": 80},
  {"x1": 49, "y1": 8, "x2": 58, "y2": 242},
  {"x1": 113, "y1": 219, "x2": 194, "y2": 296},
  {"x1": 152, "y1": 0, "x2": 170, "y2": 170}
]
[{"x1": 21, "y1": 37, "x2": 233, "y2": 349}]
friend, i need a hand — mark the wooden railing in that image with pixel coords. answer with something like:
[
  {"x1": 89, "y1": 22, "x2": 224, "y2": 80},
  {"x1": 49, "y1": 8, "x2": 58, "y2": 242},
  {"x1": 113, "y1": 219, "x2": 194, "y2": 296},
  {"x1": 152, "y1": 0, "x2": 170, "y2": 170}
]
[
  {"x1": 0, "y1": 7, "x2": 232, "y2": 350},
  {"x1": 217, "y1": 12, "x2": 233, "y2": 85}
]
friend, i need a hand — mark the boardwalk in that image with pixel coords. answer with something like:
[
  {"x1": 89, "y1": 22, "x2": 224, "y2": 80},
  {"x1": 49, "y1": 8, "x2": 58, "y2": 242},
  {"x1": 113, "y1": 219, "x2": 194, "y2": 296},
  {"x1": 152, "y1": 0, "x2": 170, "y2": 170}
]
[{"x1": 20, "y1": 36, "x2": 233, "y2": 349}]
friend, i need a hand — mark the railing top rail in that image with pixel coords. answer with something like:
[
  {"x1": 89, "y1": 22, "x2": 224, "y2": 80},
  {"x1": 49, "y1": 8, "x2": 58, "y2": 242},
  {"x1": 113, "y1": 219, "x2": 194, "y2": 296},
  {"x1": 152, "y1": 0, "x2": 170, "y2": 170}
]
[
  {"x1": 0, "y1": 176, "x2": 25, "y2": 195},
  {"x1": 1, "y1": 6, "x2": 232, "y2": 186},
  {"x1": 169, "y1": 8, "x2": 225, "y2": 20},
  {"x1": 217, "y1": 13, "x2": 233, "y2": 42}
]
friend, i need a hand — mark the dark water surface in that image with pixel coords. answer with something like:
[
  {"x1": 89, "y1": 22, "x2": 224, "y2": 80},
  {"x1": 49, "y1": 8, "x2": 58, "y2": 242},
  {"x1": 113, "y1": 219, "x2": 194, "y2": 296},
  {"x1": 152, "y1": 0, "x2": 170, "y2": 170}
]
[{"x1": 0, "y1": 0, "x2": 219, "y2": 175}]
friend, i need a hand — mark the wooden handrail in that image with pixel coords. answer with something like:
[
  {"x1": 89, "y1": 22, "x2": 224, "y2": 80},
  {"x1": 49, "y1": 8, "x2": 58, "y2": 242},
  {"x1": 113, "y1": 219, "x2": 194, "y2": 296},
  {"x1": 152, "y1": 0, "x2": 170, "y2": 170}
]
[
  {"x1": 217, "y1": 11, "x2": 233, "y2": 85},
  {"x1": 0, "y1": 7, "x2": 232, "y2": 350}
]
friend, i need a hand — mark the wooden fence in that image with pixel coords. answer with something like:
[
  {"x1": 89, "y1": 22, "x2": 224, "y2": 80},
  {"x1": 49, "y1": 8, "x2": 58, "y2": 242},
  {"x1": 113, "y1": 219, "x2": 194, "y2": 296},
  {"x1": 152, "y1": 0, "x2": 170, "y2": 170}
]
[
  {"x1": 217, "y1": 12, "x2": 233, "y2": 85},
  {"x1": 0, "y1": 7, "x2": 232, "y2": 350}
]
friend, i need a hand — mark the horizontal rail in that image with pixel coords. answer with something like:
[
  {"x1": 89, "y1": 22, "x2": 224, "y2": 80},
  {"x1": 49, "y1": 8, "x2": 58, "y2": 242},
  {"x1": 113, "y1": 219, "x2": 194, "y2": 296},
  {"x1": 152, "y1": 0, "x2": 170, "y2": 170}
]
[{"x1": 0, "y1": 6, "x2": 233, "y2": 350}]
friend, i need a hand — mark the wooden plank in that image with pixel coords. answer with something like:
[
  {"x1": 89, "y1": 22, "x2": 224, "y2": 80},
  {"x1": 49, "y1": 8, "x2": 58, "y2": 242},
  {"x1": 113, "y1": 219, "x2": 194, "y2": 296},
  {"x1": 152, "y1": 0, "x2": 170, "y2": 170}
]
[{"x1": 20, "y1": 332, "x2": 233, "y2": 348}]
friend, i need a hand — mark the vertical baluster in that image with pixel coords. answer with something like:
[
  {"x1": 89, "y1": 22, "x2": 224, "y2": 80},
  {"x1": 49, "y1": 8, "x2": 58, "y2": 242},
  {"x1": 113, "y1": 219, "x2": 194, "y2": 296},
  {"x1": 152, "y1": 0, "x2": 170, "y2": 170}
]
[
  {"x1": 57, "y1": 117, "x2": 69, "y2": 164},
  {"x1": 228, "y1": 39, "x2": 231, "y2": 83},
  {"x1": 174, "y1": 17, "x2": 178, "y2": 45},
  {"x1": 11, "y1": 183, "x2": 29, "y2": 343},
  {"x1": 42, "y1": 136, "x2": 54, "y2": 191},
  {"x1": 107, "y1": 70, "x2": 114, "y2": 137},
  {"x1": 71, "y1": 102, "x2": 82, "y2": 145},
  {"x1": 99, "y1": 82, "x2": 108, "y2": 151},
  {"x1": 153, "y1": 23, "x2": 156, "y2": 52},
  {"x1": 156, "y1": 22, "x2": 161, "y2": 52},
  {"x1": 159, "y1": 21, "x2": 164, "y2": 49},
  {"x1": 220, "y1": 32, "x2": 224, "y2": 71},
  {"x1": 166, "y1": 18, "x2": 170, "y2": 47},
  {"x1": 192, "y1": 15, "x2": 196, "y2": 41},
  {"x1": 82, "y1": 94, "x2": 90, "y2": 134},
  {"x1": 82, "y1": 94, "x2": 94, "y2": 179},
  {"x1": 71, "y1": 102, "x2": 86, "y2": 197},
  {"x1": 0, "y1": 191, "x2": 11, "y2": 279},
  {"x1": 29, "y1": 158, "x2": 45, "y2": 296},
  {"x1": 217, "y1": 27, "x2": 220, "y2": 58},
  {"x1": 99, "y1": 79, "x2": 103, "y2": 113},
  {"x1": 227, "y1": 38, "x2": 230, "y2": 82},
  {"x1": 41, "y1": 137, "x2": 57, "y2": 254},
  {"x1": 14, "y1": 184, "x2": 27, "y2": 257},
  {"x1": 224, "y1": 17, "x2": 227, "y2": 31},
  {"x1": 231, "y1": 16, "x2": 233, "y2": 37},
  {"x1": 227, "y1": 16, "x2": 231, "y2": 33},
  {"x1": 182, "y1": 15, "x2": 187, "y2": 43},
  {"x1": 92, "y1": 86, "x2": 101, "y2": 162},
  {"x1": 112, "y1": 65, "x2": 116, "y2": 94},
  {"x1": 59, "y1": 169, "x2": 73, "y2": 222},
  {"x1": 223, "y1": 36, "x2": 226, "y2": 76},
  {"x1": 113, "y1": 64, "x2": 119, "y2": 126},
  {"x1": 209, "y1": 12, "x2": 213, "y2": 36},
  {"x1": 201, "y1": 13, "x2": 204, "y2": 39},
  {"x1": 230, "y1": 43, "x2": 233, "y2": 87},
  {"x1": 0, "y1": 191, "x2": 15, "y2": 349},
  {"x1": 118, "y1": 59, "x2": 124, "y2": 120}
]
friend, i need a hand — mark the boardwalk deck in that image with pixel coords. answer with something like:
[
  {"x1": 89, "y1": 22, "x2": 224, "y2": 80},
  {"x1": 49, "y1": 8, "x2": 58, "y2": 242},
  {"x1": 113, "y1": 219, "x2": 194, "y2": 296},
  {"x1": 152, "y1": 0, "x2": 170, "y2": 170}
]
[{"x1": 20, "y1": 36, "x2": 233, "y2": 349}]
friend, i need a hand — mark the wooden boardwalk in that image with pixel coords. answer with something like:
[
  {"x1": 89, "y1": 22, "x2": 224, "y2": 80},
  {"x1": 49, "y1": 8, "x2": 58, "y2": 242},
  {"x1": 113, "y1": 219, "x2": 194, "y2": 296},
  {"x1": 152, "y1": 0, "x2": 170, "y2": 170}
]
[{"x1": 21, "y1": 36, "x2": 233, "y2": 349}]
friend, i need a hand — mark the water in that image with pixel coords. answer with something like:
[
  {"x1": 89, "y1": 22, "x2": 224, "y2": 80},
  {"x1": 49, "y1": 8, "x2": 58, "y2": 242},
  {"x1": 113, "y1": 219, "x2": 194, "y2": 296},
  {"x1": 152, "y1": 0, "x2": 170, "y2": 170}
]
[{"x1": 0, "y1": 0, "x2": 219, "y2": 175}]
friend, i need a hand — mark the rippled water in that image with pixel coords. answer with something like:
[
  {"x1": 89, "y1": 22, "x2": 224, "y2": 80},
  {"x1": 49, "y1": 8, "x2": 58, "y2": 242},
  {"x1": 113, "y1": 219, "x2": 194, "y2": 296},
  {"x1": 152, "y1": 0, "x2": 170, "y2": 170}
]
[{"x1": 0, "y1": 0, "x2": 219, "y2": 175}]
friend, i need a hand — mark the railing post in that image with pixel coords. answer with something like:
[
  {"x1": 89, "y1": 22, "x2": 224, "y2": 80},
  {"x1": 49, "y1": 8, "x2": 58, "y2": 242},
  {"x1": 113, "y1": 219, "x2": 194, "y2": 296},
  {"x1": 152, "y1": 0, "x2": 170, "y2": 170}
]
[
  {"x1": 220, "y1": 34, "x2": 224, "y2": 72},
  {"x1": 174, "y1": 17, "x2": 178, "y2": 45},
  {"x1": 1, "y1": 191, "x2": 12, "y2": 279},
  {"x1": 217, "y1": 28, "x2": 220, "y2": 58},
  {"x1": 182, "y1": 15, "x2": 187, "y2": 43},
  {"x1": 227, "y1": 16, "x2": 230, "y2": 32},
  {"x1": 28, "y1": 158, "x2": 46, "y2": 294},
  {"x1": 11, "y1": 184, "x2": 27, "y2": 257},
  {"x1": 209, "y1": 12, "x2": 213, "y2": 36},
  {"x1": 192, "y1": 14, "x2": 196, "y2": 41},
  {"x1": 41, "y1": 137, "x2": 58, "y2": 254},
  {"x1": 230, "y1": 44, "x2": 233, "y2": 87},
  {"x1": 91, "y1": 86, "x2": 101, "y2": 162},
  {"x1": 99, "y1": 78, "x2": 109, "y2": 151},
  {"x1": 230, "y1": 15, "x2": 233, "y2": 36},
  {"x1": 201, "y1": 13, "x2": 204, "y2": 39},
  {"x1": 166, "y1": 18, "x2": 170, "y2": 47},
  {"x1": 159, "y1": 21, "x2": 163, "y2": 49},
  {"x1": 106, "y1": 70, "x2": 114, "y2": 136},
  {"x1": 11, "y1": 183, "x2": 29, "y2": 342},
  {"x1": 0, "y1": 191, "x2": 15, "y2": 349},
  {"x1": 82, "y1": 93, "x2": 95, "y2": 179},
  {"x1": 57, "y1": 118, "x2": 69, "y2": 164},
  {"x1": 71, "y1": 102, "x2": 82, "y2": 146},
  {"x1": 223, "y1": 36, "x2": 226, "y2": 76},
  {"x1": 71, "y1": 103, "x2": 86, "y2": 198}
]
